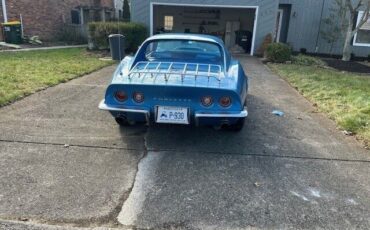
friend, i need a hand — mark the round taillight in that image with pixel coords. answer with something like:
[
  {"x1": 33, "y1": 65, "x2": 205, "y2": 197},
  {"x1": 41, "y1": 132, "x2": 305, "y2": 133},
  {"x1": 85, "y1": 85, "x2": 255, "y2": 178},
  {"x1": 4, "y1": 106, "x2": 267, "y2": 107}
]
[
  {"x1": 201, "y1": 96, "x2": 213, "y2": 107},
  {"x1": 115, "y1": 91, "x2": 127, "y2": 102},
  {"x1": 133, "y1": 92, "x2": 144, "y2": 103},
  {"x1": 219, "y1": 96, "x2": 232, "y2": 107}
]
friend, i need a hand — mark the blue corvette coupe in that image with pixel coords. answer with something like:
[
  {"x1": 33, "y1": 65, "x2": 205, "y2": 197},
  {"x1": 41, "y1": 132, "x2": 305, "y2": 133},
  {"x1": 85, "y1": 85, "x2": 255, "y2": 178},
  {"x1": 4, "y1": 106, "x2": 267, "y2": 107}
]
[{"x1": 99, "y1": 34, "x2": 248, "y2": 131}]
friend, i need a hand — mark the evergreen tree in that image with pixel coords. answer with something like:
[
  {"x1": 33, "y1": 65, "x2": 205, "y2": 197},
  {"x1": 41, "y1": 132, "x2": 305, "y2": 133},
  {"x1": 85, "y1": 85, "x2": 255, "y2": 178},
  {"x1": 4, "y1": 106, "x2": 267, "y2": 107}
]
[{"x1": 123, "y1": 0, "x2": 131, "y2": 22}]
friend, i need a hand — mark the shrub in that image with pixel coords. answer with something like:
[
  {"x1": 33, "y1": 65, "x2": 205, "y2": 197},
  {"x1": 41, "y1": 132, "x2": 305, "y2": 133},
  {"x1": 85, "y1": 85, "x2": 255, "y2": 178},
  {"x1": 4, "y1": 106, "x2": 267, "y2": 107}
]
[
  {"x1": 300, "y1": 48, "x2": 307, "y2": 54},
  {"x1": 88, "y1": 22, "x2": 147, "y2": 52},
  {"x1": 292, "y1": 54, "x2": 326, "y2": 66},
  {"x1": 367, "y1": 54, "x2": 370, "y2": 62},
  {"x1": 266, "y1": 43, "x2": 292, "y2": 63}
]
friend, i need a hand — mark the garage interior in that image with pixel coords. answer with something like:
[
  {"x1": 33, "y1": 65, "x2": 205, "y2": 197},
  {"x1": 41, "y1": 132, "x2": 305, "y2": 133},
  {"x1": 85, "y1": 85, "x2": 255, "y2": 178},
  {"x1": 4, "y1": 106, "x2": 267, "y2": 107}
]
[{"x1": 152, "y1": 5, "x2": 256, "y2": 54}]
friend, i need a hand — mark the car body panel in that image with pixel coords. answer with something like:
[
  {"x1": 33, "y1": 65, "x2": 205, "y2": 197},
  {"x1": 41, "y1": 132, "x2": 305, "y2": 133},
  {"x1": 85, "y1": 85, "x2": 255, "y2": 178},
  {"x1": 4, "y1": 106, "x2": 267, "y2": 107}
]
[{"x1": 100, "y1": 33, "x2": 248, "y2": 127}]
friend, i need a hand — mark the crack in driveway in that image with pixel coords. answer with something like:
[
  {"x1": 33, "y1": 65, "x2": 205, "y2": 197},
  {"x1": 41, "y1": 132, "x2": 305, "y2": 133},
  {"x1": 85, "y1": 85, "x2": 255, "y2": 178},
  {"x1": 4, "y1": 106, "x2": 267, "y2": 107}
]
[{"x1": 0, "y1": 126, "x2": 149, "y2": 229}]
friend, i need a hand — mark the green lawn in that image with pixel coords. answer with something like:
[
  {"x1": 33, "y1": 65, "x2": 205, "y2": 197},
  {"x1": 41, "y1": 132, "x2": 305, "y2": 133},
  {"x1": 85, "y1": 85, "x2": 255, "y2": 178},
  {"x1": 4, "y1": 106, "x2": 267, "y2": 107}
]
[
  {"x1": 0, "y1": 48, "x2": 114, "y2": 106},
  {"x1": 269, "y1": 64, "x2": 370, "y2": 146}
]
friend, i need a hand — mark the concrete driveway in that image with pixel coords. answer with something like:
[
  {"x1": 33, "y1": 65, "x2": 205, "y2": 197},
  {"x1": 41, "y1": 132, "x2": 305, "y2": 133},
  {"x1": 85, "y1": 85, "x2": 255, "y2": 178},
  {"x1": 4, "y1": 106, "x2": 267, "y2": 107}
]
[{"x1": 0, "y1": 56, "x2": 369, "y2": 230}]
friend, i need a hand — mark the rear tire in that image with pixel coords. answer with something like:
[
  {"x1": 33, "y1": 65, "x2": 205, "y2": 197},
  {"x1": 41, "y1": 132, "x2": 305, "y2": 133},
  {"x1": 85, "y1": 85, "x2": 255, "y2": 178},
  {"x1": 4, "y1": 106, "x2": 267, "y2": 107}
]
[{"x1": 229, "y1": 118, "x2": 245, "y2": 132}]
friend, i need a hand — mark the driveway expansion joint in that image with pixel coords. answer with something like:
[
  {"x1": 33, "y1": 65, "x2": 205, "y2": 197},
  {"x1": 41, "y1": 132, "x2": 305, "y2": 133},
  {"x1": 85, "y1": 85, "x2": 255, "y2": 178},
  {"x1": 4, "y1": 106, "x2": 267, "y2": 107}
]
[
  {"x1": 0, "y1": 139, "x2": 144, "y2": 152},
  {"x1": 147, "y1": 148, "x2": 370, "y2": 163},
  {"x1": 1, "y1": 139, "x2": 369, "y2": 164}
]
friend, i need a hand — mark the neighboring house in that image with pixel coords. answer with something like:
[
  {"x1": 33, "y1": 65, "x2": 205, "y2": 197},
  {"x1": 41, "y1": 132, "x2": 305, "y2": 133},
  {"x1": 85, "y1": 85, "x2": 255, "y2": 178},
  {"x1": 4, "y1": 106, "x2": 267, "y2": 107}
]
[
  {"x1": 131, "y1": 0, "x2": 370, "y2": 57},
  {"x1": 0, "y1": 0, "x2": 115, "y2": 41}
]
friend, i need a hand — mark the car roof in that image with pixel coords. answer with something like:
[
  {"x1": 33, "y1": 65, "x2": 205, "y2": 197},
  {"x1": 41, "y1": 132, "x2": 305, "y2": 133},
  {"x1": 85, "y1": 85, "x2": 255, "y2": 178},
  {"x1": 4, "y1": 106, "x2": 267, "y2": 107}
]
[{"x1": 145, "y1": 33, "x2": 225, "y2": 46}]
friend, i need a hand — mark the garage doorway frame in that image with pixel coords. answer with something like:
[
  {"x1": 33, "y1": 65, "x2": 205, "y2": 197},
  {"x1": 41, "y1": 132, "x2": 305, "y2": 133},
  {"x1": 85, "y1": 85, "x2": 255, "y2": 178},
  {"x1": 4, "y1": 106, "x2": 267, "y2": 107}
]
[{"x1": 150, "y1": 2, "x2": 259, "y2": 55}]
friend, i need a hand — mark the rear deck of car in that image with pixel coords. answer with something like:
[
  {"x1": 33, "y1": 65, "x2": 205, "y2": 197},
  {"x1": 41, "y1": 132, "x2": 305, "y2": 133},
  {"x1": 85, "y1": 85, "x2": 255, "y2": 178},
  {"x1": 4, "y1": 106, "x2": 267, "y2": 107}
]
[{"x1": 112, "y1": 60, "x2": 238, "y2": 90}]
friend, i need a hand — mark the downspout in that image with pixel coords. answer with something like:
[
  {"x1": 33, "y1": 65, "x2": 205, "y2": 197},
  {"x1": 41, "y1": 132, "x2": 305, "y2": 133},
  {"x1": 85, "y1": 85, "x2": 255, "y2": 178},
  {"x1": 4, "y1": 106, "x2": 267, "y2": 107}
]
[{"x1": 1, "y1": 0, "x2": 8, "y2": 23}]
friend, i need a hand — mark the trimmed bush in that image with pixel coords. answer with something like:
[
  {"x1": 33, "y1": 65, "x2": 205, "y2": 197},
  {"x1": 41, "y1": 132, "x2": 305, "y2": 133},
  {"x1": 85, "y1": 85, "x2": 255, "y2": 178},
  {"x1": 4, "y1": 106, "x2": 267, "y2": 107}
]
[
  {"x1": 266, "y1": 43, "x2": 292, "y2": 63},
  {"x1": 292, "y1": 54, "x2": 326, "y2": 66},
  {"x1": 88, "y1": 22, "x2": 147, "y2": 52}
]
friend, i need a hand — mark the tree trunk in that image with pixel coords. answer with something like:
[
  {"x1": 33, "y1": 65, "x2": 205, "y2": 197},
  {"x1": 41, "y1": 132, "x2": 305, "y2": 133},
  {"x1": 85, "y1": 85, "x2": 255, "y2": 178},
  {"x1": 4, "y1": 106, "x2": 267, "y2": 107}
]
[
  {"x1": 342, "y1": 12, "x2": 354, "y2": 61},
  {"x1": 342, "y1": 30, "x2": 353, "y2": 61}
]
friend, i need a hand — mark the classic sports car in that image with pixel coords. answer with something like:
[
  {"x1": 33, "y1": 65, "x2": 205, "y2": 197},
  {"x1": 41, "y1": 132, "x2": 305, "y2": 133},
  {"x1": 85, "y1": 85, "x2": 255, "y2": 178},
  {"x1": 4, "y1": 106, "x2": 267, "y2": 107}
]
[{"x1": 99, "y1": 34, "x2": 248, "y2": 131}]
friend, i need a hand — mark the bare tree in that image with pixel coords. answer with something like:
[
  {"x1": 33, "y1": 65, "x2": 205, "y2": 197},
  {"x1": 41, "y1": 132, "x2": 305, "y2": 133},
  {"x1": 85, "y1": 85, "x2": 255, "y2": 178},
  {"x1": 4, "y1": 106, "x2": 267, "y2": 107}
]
[
  {"x1": 341, "y1": 0, "x2": 370, "y2": 61},
  {"x1": 320, "y1": 1, "x2": 347, "y2": 55}
]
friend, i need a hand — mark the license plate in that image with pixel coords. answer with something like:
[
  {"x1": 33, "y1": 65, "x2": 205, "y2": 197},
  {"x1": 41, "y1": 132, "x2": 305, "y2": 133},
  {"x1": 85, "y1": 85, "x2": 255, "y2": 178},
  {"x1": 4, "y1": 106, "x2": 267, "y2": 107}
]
[{"x1": 156, "y1": 106, "x2": 189, "y2": 124}]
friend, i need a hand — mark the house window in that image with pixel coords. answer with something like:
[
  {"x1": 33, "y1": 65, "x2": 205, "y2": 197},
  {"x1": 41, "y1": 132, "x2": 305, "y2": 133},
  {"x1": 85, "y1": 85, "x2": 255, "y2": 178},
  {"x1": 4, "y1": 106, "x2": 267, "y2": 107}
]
[
  {"x1": 71, "y1": 10, "x2": 80, "y2": 24},
  {"x1": 353, "y1": 11, "x2": 370, "y2": 47},
  {"x1": 164, "y1": 16, "x2": 174, "y2": 31}
]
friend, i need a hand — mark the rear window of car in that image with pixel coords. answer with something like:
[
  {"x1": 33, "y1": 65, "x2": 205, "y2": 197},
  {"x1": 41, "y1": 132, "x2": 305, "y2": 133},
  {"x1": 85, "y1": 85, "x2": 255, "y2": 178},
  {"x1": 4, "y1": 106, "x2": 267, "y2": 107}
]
[{"x1": 144, "y1": 40, "x2": 223, "y2": 65}]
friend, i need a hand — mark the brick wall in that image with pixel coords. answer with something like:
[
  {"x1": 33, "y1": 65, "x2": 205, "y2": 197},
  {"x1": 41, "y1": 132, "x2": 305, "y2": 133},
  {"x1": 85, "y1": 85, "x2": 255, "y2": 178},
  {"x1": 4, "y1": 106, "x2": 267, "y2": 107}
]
[
  {"x1": 0, "y1": 0, "x2": 114, "y2": 41},
  {"x1": 101, "y1": 0, "x2": 114, "y2": 7}
]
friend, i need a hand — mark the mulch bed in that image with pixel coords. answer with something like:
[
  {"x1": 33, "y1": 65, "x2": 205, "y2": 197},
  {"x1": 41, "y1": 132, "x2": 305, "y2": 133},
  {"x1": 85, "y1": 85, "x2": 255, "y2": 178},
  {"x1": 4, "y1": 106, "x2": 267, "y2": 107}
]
[{"x1": 323, "y1": 58, "x2": 370, "y2": 74}]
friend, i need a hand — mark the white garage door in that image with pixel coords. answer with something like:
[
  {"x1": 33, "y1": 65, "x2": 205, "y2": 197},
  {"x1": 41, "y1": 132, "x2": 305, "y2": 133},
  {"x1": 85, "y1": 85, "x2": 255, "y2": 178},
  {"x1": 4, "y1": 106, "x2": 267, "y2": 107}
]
[{"x1": 150, "y1": 3, "x2": 258, "y2": 55}]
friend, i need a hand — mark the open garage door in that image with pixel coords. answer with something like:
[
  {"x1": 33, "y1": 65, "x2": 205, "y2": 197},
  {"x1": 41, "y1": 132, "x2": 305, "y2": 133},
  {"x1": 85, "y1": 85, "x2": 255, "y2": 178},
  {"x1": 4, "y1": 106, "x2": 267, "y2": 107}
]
[{"x1": 150, "y1": 3, "x2": 258, "y2": 55}]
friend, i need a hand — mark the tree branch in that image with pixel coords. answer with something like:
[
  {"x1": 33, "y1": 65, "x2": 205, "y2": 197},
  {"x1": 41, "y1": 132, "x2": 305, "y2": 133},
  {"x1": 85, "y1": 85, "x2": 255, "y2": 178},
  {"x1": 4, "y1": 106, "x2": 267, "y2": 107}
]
[
  {"x1": 354, "y1": 2, "x2": 370, "y2": 34},
  {"x1": 346, "y1": 0, "x2": 355, "y2": 12},
  {"x1": 334, "y1": 0, "x2": 343, "y2": 8},
  {"x1": 354, "y1": 0, "x2": 364, "y2": 11}
]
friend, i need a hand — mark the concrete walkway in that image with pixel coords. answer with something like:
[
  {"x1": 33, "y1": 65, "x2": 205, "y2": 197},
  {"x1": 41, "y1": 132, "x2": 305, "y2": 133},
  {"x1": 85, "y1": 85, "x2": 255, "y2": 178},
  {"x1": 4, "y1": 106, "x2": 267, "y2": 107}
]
[
  {"x1": 0, "y1": 44, "x2": 87, "y2": 52},
  {"x1": 0, "y1": 57, "x2": 369, "y2": 229}
]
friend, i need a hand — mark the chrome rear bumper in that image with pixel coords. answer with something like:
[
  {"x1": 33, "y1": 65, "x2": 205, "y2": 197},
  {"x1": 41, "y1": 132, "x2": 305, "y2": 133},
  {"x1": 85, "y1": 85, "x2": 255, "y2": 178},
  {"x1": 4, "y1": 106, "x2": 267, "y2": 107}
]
[
  {"x1": 194, "y1": 109, "x2": 248, "y2": 118},
  {"x1": 99, "y1": 100, "x2": 149, "y2": 114},
  {"x1": 99, "y1": 100, "x2": 150, "y2": 123},
  {"x1": 99, "y1": 100, "x2": 248, "y2": 125}
]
